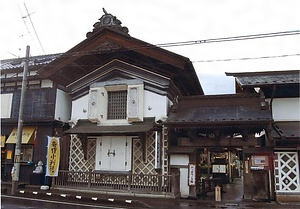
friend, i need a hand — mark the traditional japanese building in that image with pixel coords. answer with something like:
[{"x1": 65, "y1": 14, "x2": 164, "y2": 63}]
[{"x1": 35, "y1": 10, "x2": 202, "y2": 198}]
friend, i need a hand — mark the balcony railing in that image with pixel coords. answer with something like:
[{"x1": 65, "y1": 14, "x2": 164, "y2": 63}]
[{"x1": 53, "y1": 170, "x2": 180, "y2": 196}]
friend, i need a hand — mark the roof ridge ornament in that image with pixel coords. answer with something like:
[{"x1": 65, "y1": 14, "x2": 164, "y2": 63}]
[{"x1": 86, "y1": 8, "x2": 129, "y2": 37}]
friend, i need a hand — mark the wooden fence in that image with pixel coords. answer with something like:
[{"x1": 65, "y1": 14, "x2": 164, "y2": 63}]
[{"x1": 54, "y1": 170, "x2": 180, "y2": 195}]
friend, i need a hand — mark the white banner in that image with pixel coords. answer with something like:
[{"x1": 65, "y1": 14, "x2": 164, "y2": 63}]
[{"x1": 46, "y1": 136, "x2": 60, "y2": 177}]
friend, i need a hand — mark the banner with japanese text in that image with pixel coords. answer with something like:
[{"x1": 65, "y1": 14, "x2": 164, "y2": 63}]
[{"x1": 46, "y1": 136, "x2": 60, "y2": 177}]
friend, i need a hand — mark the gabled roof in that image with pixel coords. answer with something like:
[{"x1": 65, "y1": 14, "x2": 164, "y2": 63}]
[
  {"x1": 166, "y1": 93, "x2": 272, "y2": 129},
  {"x1": 37, "y1": 12, "x2": 203, "y2": 97}
]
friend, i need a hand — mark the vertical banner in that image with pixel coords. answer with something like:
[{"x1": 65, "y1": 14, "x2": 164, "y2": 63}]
[
  {"x1": 188, "y1": 163, "x2": 196, "y2": 186},
  {"x1": 46, "y1": 136, "x2": 60, "y2": 177}
]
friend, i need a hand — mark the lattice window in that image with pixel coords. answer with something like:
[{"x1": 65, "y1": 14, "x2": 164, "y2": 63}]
[
  {"x1": 107, "y1": 91, "x2": 127, "y2": 119},
  {"x1": 132, "y1": 132, "x2": 156, "y2": 175},
  {"x1": 69, "y1": 135, "x2": 96, "y2": 172},
  {"x1": 274, "y1": 152, "x2": 300, "y2": 192}
]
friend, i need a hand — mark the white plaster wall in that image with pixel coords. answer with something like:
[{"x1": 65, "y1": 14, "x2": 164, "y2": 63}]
[
  {"x1": 41, "y1": 79, "x2": 53, "y2": 88},
  {"x1": 1, "y1": 93, "x2": 13, "y2": 118},
  {"x1": 144, "y1": 90, "x2": 169, "y2": 120},
  {"x1": 272, "y1": 98, "x2": 300, "y2": 121},
  {"x1": 55, "y1": 89, "x2": 72, "y2": 122},
  {"x1": 72, "y1": 94, "x2": 89, "y2": 120},
  {"x1": 180, "y1": 168, "x2": 189, "y2": 198},
  {"x1": 170, "y1": 154, "x2": 189, "y2": 166},
  {"x1": 170, "y1": 154, "x2": 190, "y2": 197},
  {"x1": 71, "y1": 90, "x2": 170, "y2": 122}
]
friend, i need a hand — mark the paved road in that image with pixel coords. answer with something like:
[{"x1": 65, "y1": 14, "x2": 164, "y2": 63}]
[{"x1": 1, "y1": 195, "x2": 130, "y2": 209}]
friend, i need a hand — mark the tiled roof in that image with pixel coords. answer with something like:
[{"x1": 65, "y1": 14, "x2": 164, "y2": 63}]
[
  {"x1": 64, "y1": 117, "x2": 156, "y2": 134},
  {"x1": 271, "y1": 121, "x2": 300, "y2": 139},
  {"x1": 0, "y1": 53, "x2": 61, "y2": 70},
  {"x1": 226, "y1": 70, "x2": 299, "y2": 87},
  {"x1": 166, "y1": 94, "x2": 272, "y2": 126}
]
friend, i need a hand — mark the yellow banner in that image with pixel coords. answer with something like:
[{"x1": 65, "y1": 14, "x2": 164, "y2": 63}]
[
  {"x1": 46, "y1": 137, "x2": 60, "y2": 177},
  {"x1": 1, "y1": 135, "x2": 6, "y2": 147}
]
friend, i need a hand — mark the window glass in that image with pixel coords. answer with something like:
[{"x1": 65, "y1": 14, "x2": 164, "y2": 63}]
[{"x1": 21, "y1": 145, "x2": 33, "y2": 162}]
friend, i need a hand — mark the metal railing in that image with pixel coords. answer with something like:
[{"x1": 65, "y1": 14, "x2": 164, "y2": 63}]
[{"x1": 54, "y1": 170, "x2": 180, "y2": 195}]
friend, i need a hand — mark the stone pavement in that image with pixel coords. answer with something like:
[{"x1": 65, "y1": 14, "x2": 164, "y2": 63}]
[{"x1": 1, "y1": 183, "x2": 300, "y2": 209}]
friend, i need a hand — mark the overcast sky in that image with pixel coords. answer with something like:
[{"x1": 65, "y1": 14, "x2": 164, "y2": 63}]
[{"x1": 0, "y1": 0, "x2": 299, "y2": 95}]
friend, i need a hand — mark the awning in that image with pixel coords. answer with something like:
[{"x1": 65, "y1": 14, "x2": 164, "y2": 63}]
[
  {"x1": 271, "y1": 122, "x2": 300, "y2": 146},
  {"x1": 271, "y1": 122, "x2": 300, "y2": 139},
  {"x1": 1, "y1": 136, "x2": 6, "y2": 147},
  {"x1": 6, "y1": 126, "x2": 36, "y2": 144},
  {"x1": 64, "y1": 117, "x2": 156, "y2": 135}
]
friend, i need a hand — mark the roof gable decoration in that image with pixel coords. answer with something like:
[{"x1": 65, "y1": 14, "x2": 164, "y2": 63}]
[{"x1": 86, "y1": 8, "x2": 129, "y2": 38}]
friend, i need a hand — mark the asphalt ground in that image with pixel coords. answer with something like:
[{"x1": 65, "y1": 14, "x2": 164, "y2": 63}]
[{"x1": 1, "y1": 183, "x2": 300, "y2": 209}]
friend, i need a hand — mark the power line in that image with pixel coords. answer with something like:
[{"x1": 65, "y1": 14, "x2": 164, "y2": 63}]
[
  {"x1": 23, "y1": 3, "x2": 46, "y2": 54},
  {"x1": 192, "y1": 53, "x2": 300, "y2": 63},
  {"x1": 57, "y1": 30, "x2": 300, "y2": 58},
  {"x1": 156, "y1": 30, "x2": 300, "y2": 48},
  {"x1": 6, "y1": 30, "x2": 300, "y2": 63},
  {"x1": 17, "y1": 3, "x2": 36, "y2": 53}
]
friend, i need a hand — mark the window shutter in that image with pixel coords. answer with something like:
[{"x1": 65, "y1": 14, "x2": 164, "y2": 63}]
[
  {"x1": 127, "y1": 84, "x2": 143, "y2": 122},
  {"x1": 88, "y1": 87, "x2": 107, "y2": 123},
  {"x1": 88, "y1": 89, "x2": 99, "y2": 123}
]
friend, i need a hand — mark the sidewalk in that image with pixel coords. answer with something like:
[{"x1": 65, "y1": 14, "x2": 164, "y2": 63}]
[{"x1": 2, "y1": 183, "x2": 300, "y2": 209}]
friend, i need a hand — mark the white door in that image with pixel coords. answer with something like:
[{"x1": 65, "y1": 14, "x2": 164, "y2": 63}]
[{"x1": 95, "y1": 136, "x2": 132, "y2": 171}]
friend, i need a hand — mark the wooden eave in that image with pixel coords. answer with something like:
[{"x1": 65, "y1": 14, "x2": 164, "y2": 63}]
[
  {"x1": 226, "y1": 70, "x2": 300, "y2": 97},
  {"x1": 38, "y1": 28, "x2": 203, "y2": 95},
  {"x1": 165, "y1": 93, "x2": 273, "y2": 129}
]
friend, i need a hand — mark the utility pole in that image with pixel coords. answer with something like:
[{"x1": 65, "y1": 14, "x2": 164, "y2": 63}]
[{"x1": 11, "y1": 45, "x2": 30, "y2": 195}]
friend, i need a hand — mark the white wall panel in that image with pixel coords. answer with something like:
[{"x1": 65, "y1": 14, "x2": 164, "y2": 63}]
[
  {"x1": 272, "y1": 98, "x2": 300, "y2": 121},
  {"x1": 72, "y1": 94, "x2": 89, "y2": 120},
  {"x1": 144, "y1": 90, "x2": 169, "y2": 119},
  {"x1": 55, "y1": 89, "x2": 71, "y2": 122},
  {"x1": 0, "y1": 93, "x2": 13, "y2": 118}
]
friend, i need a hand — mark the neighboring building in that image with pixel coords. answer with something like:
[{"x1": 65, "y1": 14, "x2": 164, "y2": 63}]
[
  {"x1": 0, "y1": 54, "x2": 70, "y2": 184},
  {"x1": 226, "y1": 70, "x2": 300, "y2": 202}
]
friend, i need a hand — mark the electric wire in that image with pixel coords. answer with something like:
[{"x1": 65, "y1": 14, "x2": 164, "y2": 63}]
[
  {"x1": 156, "y1": 30, "x2": 300, "y2": 47},
  {"x1": 3, "y1": 30, "x2": 299, "y2": 69},
  {"x1": 192, "y1": 53, "x2": 300, "y2": 63},
  {"x1": 17, "y1": 3, "x2": 35, "y2": 52},
  {"x1": 23, "y1": 3, "x2": 46, "y2": 55}
]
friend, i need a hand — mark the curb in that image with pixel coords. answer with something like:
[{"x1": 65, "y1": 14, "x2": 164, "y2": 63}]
[{"x1": 15, "y1": 189, "x2": 153, "y2": 208}]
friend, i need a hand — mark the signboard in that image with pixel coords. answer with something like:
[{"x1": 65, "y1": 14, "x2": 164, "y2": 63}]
[
  {"x1": 212, "y1": 164, "x2": 226, "y2": 173},
  {"x1": 252, "y1": 155, "x2": 269, "y2": 166},
  {"x1": 1, "y1": 136, "x2": 6, "y2": 147},
  {"x1": 6, "y1": 150, "x2": 12, "y2": 160},
  {"x1": 46, "y1": 136, "x2": 60, "y2": 177},
  {"x1": 188, "y1": 164, "x2": 196, "y2": 186},
  {"x1": 251, "y1": 155, "x2": 270, "y2": 170}
]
